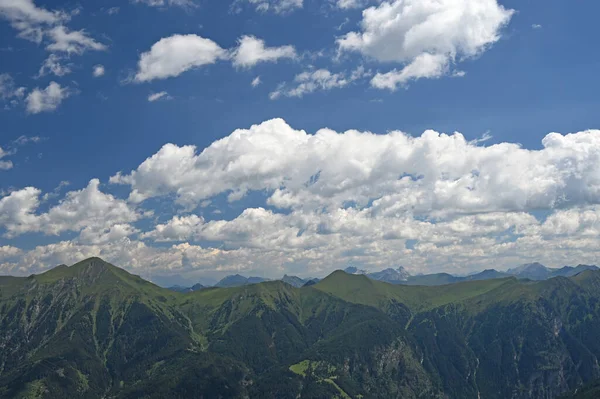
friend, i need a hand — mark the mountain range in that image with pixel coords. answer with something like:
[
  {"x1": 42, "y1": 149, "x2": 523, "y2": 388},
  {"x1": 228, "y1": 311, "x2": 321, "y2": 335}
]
[
  {"x1": 167, "y1": 263, "x2": 599, "y2": 291},
  {"x1": 1, "y1": 257, "x2": 599, "y2": 398}
]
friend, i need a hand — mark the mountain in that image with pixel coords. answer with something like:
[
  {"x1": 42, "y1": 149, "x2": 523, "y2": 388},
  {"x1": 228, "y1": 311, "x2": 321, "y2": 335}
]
[
  {"x1": 551, "y1": 264, "x2": 599, "y2": 278},
  {"x1": 301, "y1": 278, "x2": 319, "y2": 287},
  {"x1": 199, "y1": 263, "x2": 598, "y2": 292},
  {"x1": 343, "y1": 266, "x2": 367, "y2": 274},
  {"x1": 367, "y1": 267, "x2": 410, "y2": 283},
  {"x1": 505, "y1": 263, "x2": 599, "y2": 281},
  {"x1": 465, "y1": 269, "x2": 511, "y2": 281},
  {"x1": 167, "y1": 283, "x2": 206, "y2": 293},
  {"x1": 281, "y1": 275, "x2": 307, "y2": 288},
  {"x1": 3, "y1": 258, "x2": 600, "y2": 398},
  {"x1": 507, "y1": 262, "x2": 552, "y2": 280},
  {"x1": 215, "y1": 274, "x2": 270, "y2": 287},
  {"x1": 403, "y1": 272, "x2": 464, "y2": 286}
]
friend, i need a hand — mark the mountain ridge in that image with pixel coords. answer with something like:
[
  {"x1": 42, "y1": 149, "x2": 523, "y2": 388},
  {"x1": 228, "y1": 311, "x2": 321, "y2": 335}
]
[{"x1": 168, "y1": 262, "x2": 599, "y2": 290}]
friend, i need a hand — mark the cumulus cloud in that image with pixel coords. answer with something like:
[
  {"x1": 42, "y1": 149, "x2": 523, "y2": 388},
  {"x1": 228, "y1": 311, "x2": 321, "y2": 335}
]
[
  {"x1": 0, "y1": 179, "x2": 141, "y2": 240},
  {"x1": 148, "y1": 91, "x2": 172, "y2": 102},
  {"x1": 134, "y1": 34, "x2": 226, "y2": 82},
  {"x1": 6, "y1": 205, "x2": 599, "y2": 278},
  {"x1": 0, "y1": 245, "x2": 21, "y2": 259},
  {"x1": 25, "y1": 81, "x2": 71, "y2": 113},
  {"x1": 92, "y1": 64, "x2": 105, "y2": 77},
  {"x1": 338, "y1": 0, "x2": 514, "y2": 90},
  {"x1": 4, "y1": 119, "x2": 600, "y2": 279},
  {"x1": 370, "y1": 53, "x2": 449, "y2": 89},
  {"x1": 270, "y1": 67, "x2": 369, "y2": 99},
  {"x1": 112, "y1": 119, "x2": 600, "y2": 217},
  {"x1": 141, "y1": 214, "x2": 205, "y2": 242},
  {"x1": 231, "y1": 35, "x2": 296, "y2": 68},
  {"x1": 234, "y1": 0, "x2": 303, "y2": 14},
  {"x1": 251, "y1": 76, "x2": 261, "y2": 87}
]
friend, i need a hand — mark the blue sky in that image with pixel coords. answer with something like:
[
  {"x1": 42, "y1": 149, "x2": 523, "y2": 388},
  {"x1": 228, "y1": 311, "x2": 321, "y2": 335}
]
[{"x1": 1, "y1": 0, "x2": 600, "y2": 284}]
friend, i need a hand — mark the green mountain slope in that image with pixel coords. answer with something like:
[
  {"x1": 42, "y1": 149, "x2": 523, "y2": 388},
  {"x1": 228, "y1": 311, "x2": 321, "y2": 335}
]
[{"x1": 2, "y1": 258, "x2": 600, "y2": 398}]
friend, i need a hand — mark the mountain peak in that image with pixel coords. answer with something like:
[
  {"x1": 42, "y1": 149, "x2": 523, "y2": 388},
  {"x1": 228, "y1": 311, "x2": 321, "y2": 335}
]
[
  {"x1": 367, "y1": 266, "x2": 410, "y2": 282},
  {"x1": 344, "y1": 266, "x2": 367, "y2": 275},
  {"x1": 34, "y1": 257, "x2": 150, "y2": 291},
  {"x1": 507, "y1": 262, "x2": 551, "y2": 281}
]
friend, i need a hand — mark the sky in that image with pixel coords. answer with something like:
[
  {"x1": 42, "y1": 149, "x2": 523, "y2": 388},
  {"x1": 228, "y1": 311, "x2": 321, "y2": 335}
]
[{"x1": 1, "y1": 0, "x2": 600, "y2": 285}]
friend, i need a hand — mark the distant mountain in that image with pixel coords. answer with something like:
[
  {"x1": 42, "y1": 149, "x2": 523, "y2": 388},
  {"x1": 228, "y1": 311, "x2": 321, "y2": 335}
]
[
  {"x1": 507, "y1": 262, "x2": 552, "y2": 280},
  {"x1": 403, "y1": 273, "x2": 463, "y2": 286},
  {"x1": 343, "y1": 266, "x2": 367, "y2": 274},
  {"x1": 215, "y1": 274, "x2": 270, "y2": 288},
  {"x1": 281, "y1": 275, "x2": 307, "y2": 288},
  {"x1": 151, "y1": 274, "x2": 218, "y2": 288},
  {"x1": 356, "y1": 263, "x2": 600, "y2": 287},
  {"x1": 167, "y1": 283, "x2": 206, "y2": 293},
  {"x1": 551, "y1": 264, "x2": 599, "y2": 278},
  {"x1": 367, "y1": 267, "x2": 410, "y2": 283},
  {"x1": 303, "y1": 278, "x2": 321, "y2": 287},
  {"x1": 466, "y1": 269, "x2": 511, "y2": 281},
  {"x1": 505, "y1": 263, "x2": 599, "y2": 281}
]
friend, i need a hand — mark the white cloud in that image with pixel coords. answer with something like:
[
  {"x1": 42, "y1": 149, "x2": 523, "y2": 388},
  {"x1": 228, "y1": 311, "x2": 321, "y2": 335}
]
[
  {"x1": 270, "y1": 66, "x2": 369, "y2": 99},
  {"x1": 235, "y1": 0, "x2": 303, "y2": 14},
  {"x1": 142, "y1": 214, "x2": 204, "y2": 241},
  {"x1": 46, "y1": 25, "x2": 107, "y2": 54},
  {"x1": 148, "y1": 91, "x2": 172, "y2": 102},
  {"x1": 251, "y1": 76, "x2": 261, "y2": 87},
  {"x1": 0, "y1": 245, "x2": 21, "y2": 259},
  {"x1": 133, "y1": 0, "x2": 195, "y2": 8},
  {"x1": 0, "y1": 0, "x2": 64, "y2": 43},
  {"x1": 135, "y1": 34, "x2": 226, "y2": 82},
  {"x1": 0, "y1": 160, "x2": 12, "y2": 171},
  {"x1": 338, "y1": 0, "x2": 514, "y2": 90},
  {"x1": 370, "y1": 53, "x2": 449, "y2": 89},
  {"x1": 0, "y1": 1, "x2": 105, "y2": 56},
  {"x1": 231, "y1": 35, "x2": 296, "y2": 68},
  {"x1": 112, "y1": 119, "x2": 600, "y2": 217},
  {"x1": 0, "y1": 179, "x2": 141, "y2": 241},
  {"x1": 0, "y1": 146, "x2": 13, "y2": 170},
  {"x1": 25, "y1": 81, "x2": 71, "y2": 114},
  {"x1": 532, "y1": 24, "x2": 542, "y2": 29},
  {"x1": 0, "y1": 73, "x2": 26, "y2": 104},
  {"x1": 92, "y1": 64, "x2": 105, "y2": 77},
  {"x1": 0, "y1": 135, "x2": 43, "y2": 171},
  {"x1": 335, "y1": 0, "x2": 372, "y2": 9},
  {"x1": 36, "y1": 53, "x2": 72, "y2": 77},
  {"x1": 4, "y1": 119, "x2": 600, "y2": 279}
]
